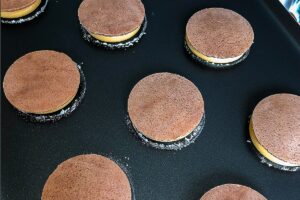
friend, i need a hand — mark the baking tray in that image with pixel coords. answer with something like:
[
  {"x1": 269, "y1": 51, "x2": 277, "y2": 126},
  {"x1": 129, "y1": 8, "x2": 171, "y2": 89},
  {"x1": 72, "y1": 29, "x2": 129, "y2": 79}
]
[{"x1": 1, "y1": 0, "x2": 300, "y2": 199}]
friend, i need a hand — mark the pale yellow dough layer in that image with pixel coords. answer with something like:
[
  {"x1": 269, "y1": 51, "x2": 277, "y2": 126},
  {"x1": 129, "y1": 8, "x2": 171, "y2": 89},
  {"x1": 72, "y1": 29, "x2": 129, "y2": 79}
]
[
  {"x1": 249, "y1": 119, "x2": 299, "y2": 167},
  {"x1": 1, "y1": 0, "x2": 41, "y2": 19},
  {"x1": 90, "y1": 26, "x2": 141, "y2": 43},
  {"x1": 186, "y1": 36, "x2": 243, "y2": 64}
]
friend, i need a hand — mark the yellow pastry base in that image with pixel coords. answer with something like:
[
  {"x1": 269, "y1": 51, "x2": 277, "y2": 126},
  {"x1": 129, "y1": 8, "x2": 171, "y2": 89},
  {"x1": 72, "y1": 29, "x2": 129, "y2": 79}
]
[
  {"x1": 249, "y1": 118, "x2": 299, "y2": 167},
  {"x1": 1, "y1": 0, "x2": 42, "y2": 19},
  {"x1": 90, "y1": 26, "x2": 141, "y2": 43},
  {"x1": 185, "y1": 36, "x2": 243, "y2": 64}
]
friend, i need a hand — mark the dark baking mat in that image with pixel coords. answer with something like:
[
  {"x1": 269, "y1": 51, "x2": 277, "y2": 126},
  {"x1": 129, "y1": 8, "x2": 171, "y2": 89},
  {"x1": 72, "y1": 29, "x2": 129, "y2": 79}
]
[{"x1": 1, "y1": 0, "x2": 300, "y2": 200}]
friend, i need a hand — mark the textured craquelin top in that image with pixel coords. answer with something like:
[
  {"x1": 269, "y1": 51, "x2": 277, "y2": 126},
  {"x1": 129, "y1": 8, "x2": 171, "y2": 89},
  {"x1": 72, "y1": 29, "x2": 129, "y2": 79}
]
[
  {"x1": 128, "y1": 72, "x2": 204, "y2": 142},
  {"x1": 1, "y1": 0, "x2": 37, "y2": 12},
  {"x1": 42, "y1": 154, "x2": 132, "y2": 200},
  {"x1": 252, "y1": 93, "x2": 300, "y2": 165},
  {"x1": 3, "y1": 50, "x2": 80, "y2": 114},
  {"x1": 78, "y1": 0, "x2": 145, "y2": 36},
  {"x1": 186, "y1": 8, "x2": 254, "y2": 58},
  {"x1": 200, "y1": 184, "x2": 267, "y2": 200}
]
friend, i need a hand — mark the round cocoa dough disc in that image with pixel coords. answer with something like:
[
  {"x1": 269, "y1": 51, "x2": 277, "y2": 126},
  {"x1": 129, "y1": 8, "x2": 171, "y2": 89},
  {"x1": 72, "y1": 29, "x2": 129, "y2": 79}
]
[
  {"x1": 252, "y1": 93, "x2": 300, "y2": 165},
  {"x1": 3, "y1": 50, "x2": 80, "y2": 114},
  {"x1": 200, "y1": 184, "x2": 267, "y2": 200},
  {"x1": 128, "y1": 72, "x2": 204, "y2": 142},
  {"x1": 78, "y1": 0, "x2": 145, "y2": 36},
  {"x1": 186, "y1": 8, "x2": 254, "y2": 58},
  {"x1": 42, "y1": 154, "x2": 132, "y2": 200},
  {"x1": 1, "y1": 0, "x2": 36, "y2": 12}
]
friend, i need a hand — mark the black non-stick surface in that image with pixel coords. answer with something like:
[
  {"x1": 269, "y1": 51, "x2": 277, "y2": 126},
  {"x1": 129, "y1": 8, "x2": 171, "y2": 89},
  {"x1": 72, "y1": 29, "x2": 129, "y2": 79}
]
[{"x1": 1, "y1": 0, "x2": 300, "y2": 199}]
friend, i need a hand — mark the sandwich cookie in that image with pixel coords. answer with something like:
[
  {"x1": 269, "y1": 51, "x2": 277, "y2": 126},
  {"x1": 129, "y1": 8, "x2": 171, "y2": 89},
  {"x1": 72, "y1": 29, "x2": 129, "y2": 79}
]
[
  {"x1": 42, "y1": 154, "x2": 133, "y2": 200},
  {"x1": 200, "y1": 184, "x2": 267, "y2": 200},
  {"x1": 127, "y1": 72, "x2": 205, "y2": 150},
  {"x1": 185, "y1": 8, "x2": 254, "y2": 68},
  {"x1": 1, "y1": 0, "x2": 49, "y2": 24},
  {"x1": 3, "y1": 50, "x2": 86, "y2": 123},
  {"x1": 249, "y1": 93, "x2": 300, "y2": 171},
  {"x1": 78, "y1": 0, "x2": 147, "y2": 49}
]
